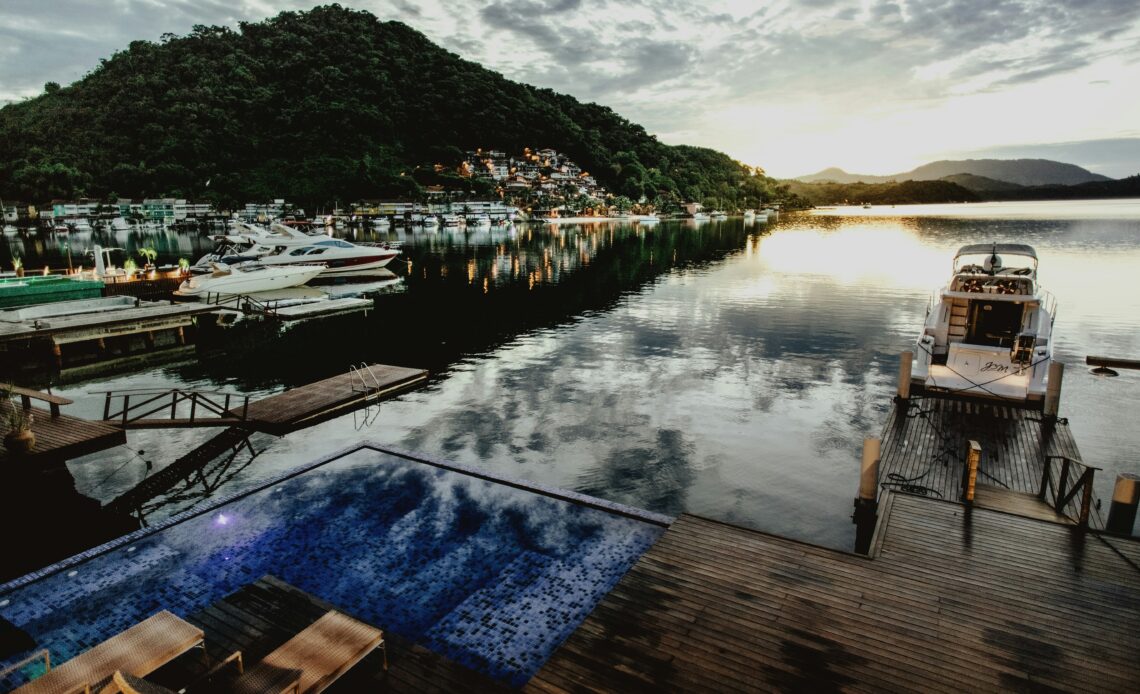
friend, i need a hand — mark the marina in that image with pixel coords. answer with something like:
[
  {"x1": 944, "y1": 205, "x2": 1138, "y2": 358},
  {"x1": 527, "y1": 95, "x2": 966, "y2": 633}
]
[{"x1": 2, "y1": 206, "x2": 1140, "y2": 692}]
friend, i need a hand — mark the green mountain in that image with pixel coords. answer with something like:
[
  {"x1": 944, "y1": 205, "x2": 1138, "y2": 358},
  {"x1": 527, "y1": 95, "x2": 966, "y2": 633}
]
[
  {"x1": 0, "y1": 5, "x2": 794, "y2": 210},
  {"x1": 938, "y1": 174, "x2": 1024, "y2": 193},
  {"x1": 794, "y1": 159, "x2": 1112, "y2": 186},
  {"x1": 782, "y1": 179, "x2": 979, "y2": 206}
]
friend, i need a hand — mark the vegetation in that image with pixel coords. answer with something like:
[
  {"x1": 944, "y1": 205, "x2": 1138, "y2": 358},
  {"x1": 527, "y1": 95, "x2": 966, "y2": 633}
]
[
  {"x1": 0, "y1": 5, "x2": 805, "y2": 210},
  {"x1": 784, "y1": 174, "x2": 1140, "y2": 206}
]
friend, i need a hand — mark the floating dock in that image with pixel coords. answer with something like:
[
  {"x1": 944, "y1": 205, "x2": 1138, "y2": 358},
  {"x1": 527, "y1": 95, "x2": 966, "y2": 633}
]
[
  {"x1": 237, "y1": 363, "x2": 427, "y2": 434},
  {"x1": 529, "y1": 494, "x2": 1140, "y2": 692},
  {"x1": 0, "y1": 299, "x2": 217, "y2": 373}
]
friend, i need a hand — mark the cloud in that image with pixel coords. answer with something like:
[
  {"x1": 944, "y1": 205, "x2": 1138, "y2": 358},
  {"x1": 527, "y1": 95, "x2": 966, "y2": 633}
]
[{"x1": 1, "y1": 1, "x2": 1138, "y2": 172}]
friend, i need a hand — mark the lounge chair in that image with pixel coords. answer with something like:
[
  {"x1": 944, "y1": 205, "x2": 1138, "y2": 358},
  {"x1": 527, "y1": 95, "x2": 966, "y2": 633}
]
[
  {"x1": 230, "y1": 611, "x2": 385, "y2": 694},
  {"x1": 12, "y1": 611, "x2": 205, "y2": 694}
]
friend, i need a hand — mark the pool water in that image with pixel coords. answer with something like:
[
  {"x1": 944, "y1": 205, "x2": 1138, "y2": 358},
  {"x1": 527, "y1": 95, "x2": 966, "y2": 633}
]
[{"x1": 0, "y1": 446, "x2": 665, "y2": 688}]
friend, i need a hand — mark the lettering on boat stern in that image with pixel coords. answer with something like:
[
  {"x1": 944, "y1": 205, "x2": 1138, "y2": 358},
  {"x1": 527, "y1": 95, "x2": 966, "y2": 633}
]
[{"x1": 979, "y1": 361, "x2": 1011, "y2": 374}]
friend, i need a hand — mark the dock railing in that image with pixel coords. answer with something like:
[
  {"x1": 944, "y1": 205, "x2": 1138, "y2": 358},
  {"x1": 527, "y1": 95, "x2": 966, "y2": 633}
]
[
  {"x1": 100, "y1": 388, "x2": 250, "y2": 427},
  {"x1": 204, "y1": 292, "x2": 280, "y2": 316},
  {"x1": 1038, "y1": 454, "x2": 1100, "y2": 527}
]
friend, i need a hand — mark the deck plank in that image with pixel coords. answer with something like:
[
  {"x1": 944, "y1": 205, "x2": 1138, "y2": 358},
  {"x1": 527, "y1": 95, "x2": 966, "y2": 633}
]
[{"x1": 528, "y1": 498, "x2": 1140, "y2": 692}]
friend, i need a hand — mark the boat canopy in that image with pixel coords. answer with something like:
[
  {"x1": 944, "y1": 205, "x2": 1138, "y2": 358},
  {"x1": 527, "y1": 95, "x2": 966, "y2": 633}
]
[{"x1": 954, "y1": 243, "x2": 1037, "y2": 260}]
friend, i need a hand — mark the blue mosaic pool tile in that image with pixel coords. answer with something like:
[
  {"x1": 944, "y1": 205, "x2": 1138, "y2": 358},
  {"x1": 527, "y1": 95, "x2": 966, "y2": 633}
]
[{"x1": 0, "y1": 447, "x2": 664, "y2": 689}]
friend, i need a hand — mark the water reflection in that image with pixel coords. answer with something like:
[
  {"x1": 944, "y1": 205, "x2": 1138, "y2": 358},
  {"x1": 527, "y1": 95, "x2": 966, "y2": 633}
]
[{"x1": 16, "y1": 202, "x2": 1140, "y2": 553}]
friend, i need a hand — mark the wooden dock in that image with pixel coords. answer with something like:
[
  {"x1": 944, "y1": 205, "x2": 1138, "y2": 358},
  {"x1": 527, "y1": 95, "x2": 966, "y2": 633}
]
[
  {"x1": 0, "y1": 301, "x2": 216, "y2": 344},
  {"x1": 238, "y1": 364, "x2": 428, "y2": 435},
  {"x1": 875, "y1": 394, "x2": 1096, "y2": 525},
  {"x1": 528, "y1": 494, "x2": 1140, "y2": 692},
  {"x1": 1, "y1": 399, "x2": 125, "y2": 464},
  {"x1": 149, "y1": 575, "x2": 511, "y2": 693}
]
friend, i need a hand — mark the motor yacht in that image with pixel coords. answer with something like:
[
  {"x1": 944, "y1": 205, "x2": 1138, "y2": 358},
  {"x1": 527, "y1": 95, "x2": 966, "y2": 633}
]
[
  {"x1": 911, "y1": 243, "x2": 1055, "y2": 406},
  {"x1": 174, "y1": 262, "x2": 324, "y2": 298},
  {"x1": 193, "y1": 222, "x2": 398, "y2": 275}
]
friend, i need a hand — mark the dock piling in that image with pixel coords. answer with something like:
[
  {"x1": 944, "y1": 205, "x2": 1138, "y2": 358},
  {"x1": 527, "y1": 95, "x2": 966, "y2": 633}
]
[
  {"x1": 1106, "y1": 473, "x2": 1140, "y2": 536},
  {"x1": 853, "y1": 436, "x2": 881, "y2": 554},
  {"x1": 1043, "y1": 361, "x2": 1065, "y2": 417},
  {"x1": 961, "y1": 440, "x2": 981, "y2": 503},
  {"x1": 897, "y1": 351, "x2": 912, "y2": 400}
]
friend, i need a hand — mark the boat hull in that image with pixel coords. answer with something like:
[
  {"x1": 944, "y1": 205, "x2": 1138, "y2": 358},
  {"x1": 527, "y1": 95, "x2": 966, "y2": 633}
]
[{"x1": 174, "y1": 265, "x2": 323, "y2": 298}]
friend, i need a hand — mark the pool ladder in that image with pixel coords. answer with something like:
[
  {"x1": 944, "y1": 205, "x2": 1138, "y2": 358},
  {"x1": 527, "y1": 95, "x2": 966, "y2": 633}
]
[{"x1": 349, "y1": 363, "x2": 382, "y2": 430}]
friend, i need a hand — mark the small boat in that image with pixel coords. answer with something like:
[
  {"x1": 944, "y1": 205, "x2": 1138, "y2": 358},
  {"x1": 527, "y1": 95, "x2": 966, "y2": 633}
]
[
  {"x1": 636, "y1": 214, "x2": 661, "y2": 224},
  {"x1": 691, "y1": 212, "x2": 710, "y2": 222},
  {"x1": 371, "y1": 217, "x2": 391, "y2": 230},
  {"x1": 743, "y1": 209, "x2": 756, "y2": 220},
  {"x1": 0, "y1": 275, "x2": 105, "y2": 310},
  {"x1": 466, "y1": 214, "x2": 492, "y2": 228},
  {"x1": 862, "y1": 203, "x2": 872, "y2": 209},
  {"x1": 421, "y1": 215, "x2": 439, "y2": 228},
  {"x1": 174, "y1": 262, "x2": 324, "y2": 298},
  {"x1": 710, "y1": 210, "x2": 728, "y2": 219},
  {"x1": 440, "y1": 213, "x2": 462, "y2": 228},
  {"x1": 911, "y1": 243, "x2": 1055, "y2": 406}
]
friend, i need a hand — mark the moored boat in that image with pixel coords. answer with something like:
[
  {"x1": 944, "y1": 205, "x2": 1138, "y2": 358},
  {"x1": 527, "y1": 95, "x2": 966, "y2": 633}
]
[
  {"x1": 911, "y1": 243, "x2": 1055, "y2": 406},
  {"x1": 0, "y1": 274, "x2": 105, "y2": 309},
  {"x1": 174, "y1": 262, "x2": 324, "y2": 298},
  {"x1": 193, "y1": 223, "x2": 398, "y2": 275}
]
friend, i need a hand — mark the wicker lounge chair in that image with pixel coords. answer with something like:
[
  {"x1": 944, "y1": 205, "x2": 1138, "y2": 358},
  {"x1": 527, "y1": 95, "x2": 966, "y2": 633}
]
[
  {"x1": 230, "y1": 611, "x2": 385, "y2": 694},
  {"x1": 12, "y1": 610, "x2": 205, "y2": 694}
]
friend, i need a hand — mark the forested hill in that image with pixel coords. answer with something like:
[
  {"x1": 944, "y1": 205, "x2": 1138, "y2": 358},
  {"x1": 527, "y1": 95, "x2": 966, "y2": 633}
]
[{"x1": 0, "y1": 4, "x2": 789, "y2": 209}]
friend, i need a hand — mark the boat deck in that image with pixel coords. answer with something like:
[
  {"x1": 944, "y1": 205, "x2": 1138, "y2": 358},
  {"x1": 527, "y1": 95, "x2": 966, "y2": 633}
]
[{"x1": 528, "y1": 494, "x2": 1140, "y2": 692}]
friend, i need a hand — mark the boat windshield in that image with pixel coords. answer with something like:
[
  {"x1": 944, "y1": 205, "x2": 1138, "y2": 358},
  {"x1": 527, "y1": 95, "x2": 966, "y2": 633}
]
[{"x1": 953, "y1": 243, "x2": 1037, "y2": 276}]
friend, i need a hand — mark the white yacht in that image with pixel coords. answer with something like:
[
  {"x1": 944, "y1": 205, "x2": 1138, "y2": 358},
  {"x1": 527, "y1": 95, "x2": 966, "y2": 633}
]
[
  {"x1": 911, "y1": 243, "x2": 1055, "y2": 406},
  {"x1": 175, "y1": 262, "x2": 324, "y2": 298},
  {"x1": 710, "y1": 210, "x2": 728, "y2": 219},
  {"x1": 466, "y1": 214, "x2": 491, "y2": 228},
  {"x1": 193, "y1": 223, "x2": 398, "y2": 275},
  {"x1": 440, "y1": 213, "x2": 462, "y2": 228},
  {"x1": 421, "y1": 215, "x2": 440, "y2": 229},
  {"x1": 691, "y1": 212, "x2": 710, "y2": 222}
]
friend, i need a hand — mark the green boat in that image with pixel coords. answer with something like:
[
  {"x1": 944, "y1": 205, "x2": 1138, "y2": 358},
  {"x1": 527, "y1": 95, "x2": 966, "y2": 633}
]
[{"x1": 0, "y1": 274, "x2": 105, "y2": 309}]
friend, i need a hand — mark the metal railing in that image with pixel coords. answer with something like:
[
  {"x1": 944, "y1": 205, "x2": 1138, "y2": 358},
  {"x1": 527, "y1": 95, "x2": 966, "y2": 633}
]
[
  {"x1": 1038, "y1": 454, "x2": 1099, "y2": 527},
  {"x1": 204, "y1": 292, "x2": 280, "y2": 316},
  {"x1": 100, "y1": 388, "x2": 250, "y2": 426}
]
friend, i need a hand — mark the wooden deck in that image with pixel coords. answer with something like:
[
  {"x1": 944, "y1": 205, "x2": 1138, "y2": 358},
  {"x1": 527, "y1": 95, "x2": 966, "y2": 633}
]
[
  {"x1": 237, "y1": 364, "x2": 428, "y2": 434},
  {"x1": 876, "y1": 394, "x2": 1092, "y2": 523},
  {"x1": 0, "y1": 302, "x2": 216, "y2": 343},
  {"x1": 149, "y1": 575, "x2": 511, "y2": 694},
  {"x1": 0, "y1": 400, "x2": 125, "y2": 464},
  {"x1": 528, "y1": 494, "x2": 1140, "y2": 692}
]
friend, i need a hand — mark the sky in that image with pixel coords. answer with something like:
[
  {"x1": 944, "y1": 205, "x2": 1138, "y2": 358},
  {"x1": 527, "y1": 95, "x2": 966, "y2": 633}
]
[{"x1": 1, "y1": 0, "x2": 1139, "y2": 178}]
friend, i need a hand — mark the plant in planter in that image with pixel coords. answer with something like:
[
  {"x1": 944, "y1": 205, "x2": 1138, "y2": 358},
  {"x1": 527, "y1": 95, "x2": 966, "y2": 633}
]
[
  {"x1": 138, "y1": 247, "x2": 158, "y2": 271},
  {"x1": 12, "y1": 256, "x2": 23, "y2": 277},
  {"x1": 3, "y1": 384, "x2": 35, "y2": 454}
]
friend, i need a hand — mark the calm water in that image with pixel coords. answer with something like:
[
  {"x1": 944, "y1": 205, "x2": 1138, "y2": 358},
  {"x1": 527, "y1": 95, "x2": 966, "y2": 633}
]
[{"x1": 6, "y1": 200, "x2": 1140, "y2": 551}]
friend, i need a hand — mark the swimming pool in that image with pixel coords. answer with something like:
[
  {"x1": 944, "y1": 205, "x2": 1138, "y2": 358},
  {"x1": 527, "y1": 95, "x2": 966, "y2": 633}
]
[{"x1": 0, "y1": 445, "x2": 666, "y2": 688}]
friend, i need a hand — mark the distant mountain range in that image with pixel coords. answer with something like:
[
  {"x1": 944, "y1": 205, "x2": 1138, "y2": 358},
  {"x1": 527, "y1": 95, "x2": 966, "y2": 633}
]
[{"x1": 793, "y1": 159, "x2": 1113, "y2": 188}]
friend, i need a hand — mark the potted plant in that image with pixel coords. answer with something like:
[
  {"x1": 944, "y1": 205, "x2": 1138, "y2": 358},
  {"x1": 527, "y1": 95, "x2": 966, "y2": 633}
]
[
  {"x1": 138, "y1": 247, "x2": 158, "y2": 271},
  {"x1": 3, "y1": 385, "x2": 35, "y2": 455},
  {"x1": 12, "y1": 256, "x2": 23, "y2": 278}
]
